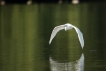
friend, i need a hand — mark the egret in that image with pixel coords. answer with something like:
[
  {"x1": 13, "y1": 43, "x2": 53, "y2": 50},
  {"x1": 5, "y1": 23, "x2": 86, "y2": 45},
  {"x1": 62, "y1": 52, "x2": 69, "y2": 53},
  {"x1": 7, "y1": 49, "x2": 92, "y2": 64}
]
[{"x1": 49, "y1": 23, "x2": 84, "y2": 48}]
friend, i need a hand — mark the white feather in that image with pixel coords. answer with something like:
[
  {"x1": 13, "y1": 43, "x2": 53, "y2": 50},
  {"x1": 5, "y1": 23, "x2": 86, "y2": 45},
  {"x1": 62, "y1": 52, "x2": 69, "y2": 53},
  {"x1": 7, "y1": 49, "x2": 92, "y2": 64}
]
[
  {"x1": 49, "y1": 23, "x2": 84, "y2": 48},
  {"x1": 49, "y1": 25, "x2": 65, "y2": 44},
  {"x1": 73, "y1": 26, "x2": 84, "y2": 48}
]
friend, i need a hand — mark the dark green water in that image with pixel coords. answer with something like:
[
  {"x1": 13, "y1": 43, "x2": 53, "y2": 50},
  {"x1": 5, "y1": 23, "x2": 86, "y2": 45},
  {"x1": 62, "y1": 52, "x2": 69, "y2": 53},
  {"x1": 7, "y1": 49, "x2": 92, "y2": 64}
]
[{"x1": 0, "y1": 3, "x2": 106, "y2": 71}]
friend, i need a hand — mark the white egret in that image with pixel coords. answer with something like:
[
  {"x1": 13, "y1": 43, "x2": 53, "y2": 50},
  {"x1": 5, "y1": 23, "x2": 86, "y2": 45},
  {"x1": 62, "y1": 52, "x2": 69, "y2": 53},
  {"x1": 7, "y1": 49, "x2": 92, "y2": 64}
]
[{"x1": 49, "y1": 23, "x2": 84, "y2": 48}]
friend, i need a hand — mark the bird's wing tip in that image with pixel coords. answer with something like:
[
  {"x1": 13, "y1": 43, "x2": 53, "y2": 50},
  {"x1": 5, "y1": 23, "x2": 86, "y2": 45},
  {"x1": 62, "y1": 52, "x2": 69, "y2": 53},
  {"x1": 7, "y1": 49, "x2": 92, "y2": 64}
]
[
  {"x1": 49, "y1": 42, "x2": 51, "y2": 45},
  {"x1": 81, "y1": 45, "x2": 84, "y2": 49}
]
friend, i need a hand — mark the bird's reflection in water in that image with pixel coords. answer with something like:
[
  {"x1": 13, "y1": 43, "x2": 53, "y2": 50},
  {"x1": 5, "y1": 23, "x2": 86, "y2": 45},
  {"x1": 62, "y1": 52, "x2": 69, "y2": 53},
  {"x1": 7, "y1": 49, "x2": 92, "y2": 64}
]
[{"x1": 49, "y1": 53, "x2": 84, "y2": 71}]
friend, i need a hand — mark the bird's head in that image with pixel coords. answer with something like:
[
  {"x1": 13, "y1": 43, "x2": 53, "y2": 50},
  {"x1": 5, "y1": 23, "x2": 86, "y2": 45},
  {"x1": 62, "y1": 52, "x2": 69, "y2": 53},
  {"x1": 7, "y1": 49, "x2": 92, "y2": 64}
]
[
  {"x1": 65, "y1": 24, "x2": 68, "y2": 31},
  {"x1": 65, "y1": 23, "x2": 73, "y2": 31}
]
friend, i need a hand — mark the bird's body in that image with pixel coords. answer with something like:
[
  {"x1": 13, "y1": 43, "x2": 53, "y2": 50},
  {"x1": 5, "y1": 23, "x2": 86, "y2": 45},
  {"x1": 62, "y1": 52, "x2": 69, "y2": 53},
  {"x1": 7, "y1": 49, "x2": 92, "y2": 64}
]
[{"x1": 49, "y1": 23, "x2": 84, "y2": 48}]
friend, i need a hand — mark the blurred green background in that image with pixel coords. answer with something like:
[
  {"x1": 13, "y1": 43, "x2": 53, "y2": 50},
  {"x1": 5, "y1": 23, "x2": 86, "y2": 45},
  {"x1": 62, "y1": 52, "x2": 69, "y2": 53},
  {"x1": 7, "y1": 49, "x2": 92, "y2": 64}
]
[{"x1": 0, "y1": 3, "x2": 106, "y2": 71}]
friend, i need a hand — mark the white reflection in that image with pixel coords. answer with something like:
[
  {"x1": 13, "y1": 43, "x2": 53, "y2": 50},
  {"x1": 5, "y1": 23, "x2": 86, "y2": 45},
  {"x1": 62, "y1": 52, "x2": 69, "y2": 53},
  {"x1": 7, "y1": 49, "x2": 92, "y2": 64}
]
[{"x1": 49, "y1": 53, "x2": 84, "y2": 71}]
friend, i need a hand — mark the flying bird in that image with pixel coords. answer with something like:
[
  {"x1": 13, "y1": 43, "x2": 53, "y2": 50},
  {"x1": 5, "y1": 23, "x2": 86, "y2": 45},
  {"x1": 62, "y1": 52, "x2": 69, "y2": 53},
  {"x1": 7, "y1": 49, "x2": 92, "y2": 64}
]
[{"x1": 49, "y1": 23, "x2": 84, "y2": 48}]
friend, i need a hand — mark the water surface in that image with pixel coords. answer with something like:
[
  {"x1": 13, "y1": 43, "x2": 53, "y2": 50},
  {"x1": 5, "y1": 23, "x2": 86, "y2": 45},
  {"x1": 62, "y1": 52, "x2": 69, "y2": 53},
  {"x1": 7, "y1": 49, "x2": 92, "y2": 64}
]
[{"x1": 0, "y1": 3, "x2": 106, "y2": 71}]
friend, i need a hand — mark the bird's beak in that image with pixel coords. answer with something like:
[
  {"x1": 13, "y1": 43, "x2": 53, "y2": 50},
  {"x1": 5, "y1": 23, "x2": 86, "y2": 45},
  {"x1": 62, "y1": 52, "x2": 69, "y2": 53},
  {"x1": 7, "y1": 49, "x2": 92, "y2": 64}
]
[{"x1": 65, "y1": 26, "x2": 67, "y2": 31}]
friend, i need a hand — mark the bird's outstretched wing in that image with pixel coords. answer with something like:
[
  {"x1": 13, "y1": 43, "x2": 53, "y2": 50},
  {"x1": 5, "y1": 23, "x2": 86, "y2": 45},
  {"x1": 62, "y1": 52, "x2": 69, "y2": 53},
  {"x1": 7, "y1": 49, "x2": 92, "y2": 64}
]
[
  {"x1": 73, "y1": 26, "x2": 84, "y2": 48},
  {"x1": 49, "y1": 25, "x2": 65, "y2": 44}
]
